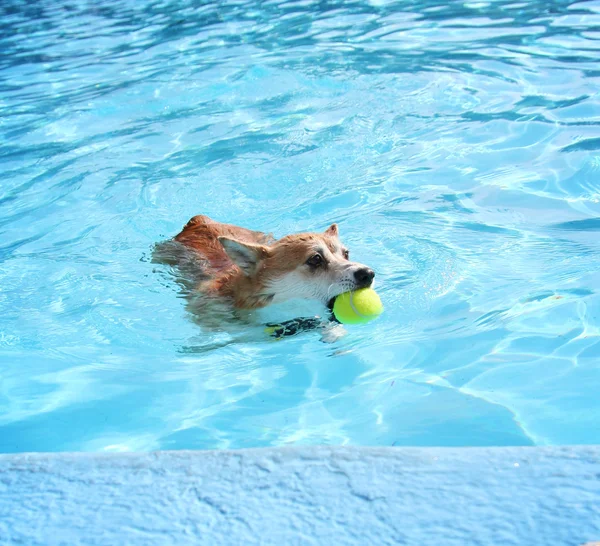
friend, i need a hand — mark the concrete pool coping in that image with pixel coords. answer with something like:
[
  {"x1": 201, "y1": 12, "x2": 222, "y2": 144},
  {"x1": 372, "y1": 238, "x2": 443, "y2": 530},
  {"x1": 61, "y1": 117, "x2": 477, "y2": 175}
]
[{"x1": 1, "y1": 446, "x2": 599, "y2": 546}]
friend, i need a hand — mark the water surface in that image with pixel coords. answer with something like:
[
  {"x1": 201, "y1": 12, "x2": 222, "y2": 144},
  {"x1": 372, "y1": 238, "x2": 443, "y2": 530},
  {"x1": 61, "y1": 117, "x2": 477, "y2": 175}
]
[{"x1": 1, "y1": 0, "x2": 600, "y2": 452}]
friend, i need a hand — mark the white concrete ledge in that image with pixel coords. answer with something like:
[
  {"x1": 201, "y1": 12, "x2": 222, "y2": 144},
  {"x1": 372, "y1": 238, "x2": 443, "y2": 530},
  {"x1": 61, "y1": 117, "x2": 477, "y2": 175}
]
[{"x1": 1, "y1": 446, "x2": 599, "y2": 545}]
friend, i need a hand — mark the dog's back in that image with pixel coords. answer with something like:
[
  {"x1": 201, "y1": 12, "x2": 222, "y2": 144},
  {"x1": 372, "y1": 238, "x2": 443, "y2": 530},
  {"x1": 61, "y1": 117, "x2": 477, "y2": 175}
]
[{"x1": 173, "y1": 215, "x2": 275, "y2": 273}]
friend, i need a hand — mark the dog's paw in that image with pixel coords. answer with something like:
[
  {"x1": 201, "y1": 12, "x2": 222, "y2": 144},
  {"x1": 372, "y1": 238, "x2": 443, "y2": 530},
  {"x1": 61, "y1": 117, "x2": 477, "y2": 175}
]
[{"x1": 320, "y1": 323, "x2": 347, "y2": 343}]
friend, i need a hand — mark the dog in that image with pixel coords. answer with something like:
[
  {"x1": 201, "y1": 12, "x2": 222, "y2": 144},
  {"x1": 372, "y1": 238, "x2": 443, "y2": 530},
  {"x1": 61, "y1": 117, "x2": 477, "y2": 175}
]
[{"x1": 154, "y1": 214, "x2": 375, "y2": 338}]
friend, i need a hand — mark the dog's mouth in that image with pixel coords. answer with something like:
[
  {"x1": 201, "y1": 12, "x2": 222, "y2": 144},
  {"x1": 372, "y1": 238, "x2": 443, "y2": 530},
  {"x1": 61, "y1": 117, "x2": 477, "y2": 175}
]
[
  {"x1": 325, "y1": 282, "x2": 371, "y2": 310},
  {"x1": 322, "y1": 273, "x2": 375, "y2": 311}
]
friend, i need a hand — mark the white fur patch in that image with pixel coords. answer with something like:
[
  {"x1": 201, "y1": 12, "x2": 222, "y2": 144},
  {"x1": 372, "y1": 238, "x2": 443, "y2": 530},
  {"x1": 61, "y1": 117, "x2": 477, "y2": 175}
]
[{"x1": 265, "y1": 268, "x2": 358, "y2": 305}]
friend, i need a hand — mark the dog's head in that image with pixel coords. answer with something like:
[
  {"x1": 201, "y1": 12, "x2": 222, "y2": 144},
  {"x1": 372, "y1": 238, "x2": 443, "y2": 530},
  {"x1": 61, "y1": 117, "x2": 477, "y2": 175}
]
[{"x1": 218, "y1": 224, "x2": 374, "y2": 307}]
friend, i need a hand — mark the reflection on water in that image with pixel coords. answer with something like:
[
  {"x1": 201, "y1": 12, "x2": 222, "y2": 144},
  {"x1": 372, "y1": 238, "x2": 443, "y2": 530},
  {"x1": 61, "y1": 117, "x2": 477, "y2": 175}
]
[{"x1": 1, "y1": 0, "x2": 600, "y2": 452}]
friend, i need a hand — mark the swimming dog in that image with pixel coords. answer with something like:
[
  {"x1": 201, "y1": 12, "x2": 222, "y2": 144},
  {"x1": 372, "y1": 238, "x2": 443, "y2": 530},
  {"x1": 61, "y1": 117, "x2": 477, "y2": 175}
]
[{"x1": 154, "y1": 215, "x2": 375, "y2": 337}]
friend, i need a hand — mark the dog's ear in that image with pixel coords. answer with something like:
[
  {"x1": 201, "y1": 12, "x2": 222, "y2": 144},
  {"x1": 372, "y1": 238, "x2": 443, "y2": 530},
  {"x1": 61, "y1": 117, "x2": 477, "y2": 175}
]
[
  {"x1": 219, "y1": 237, "x2": 271, "y2": 275},
  {"x1": 324, "y1": 223, "x2": 339, "y2": 238}
]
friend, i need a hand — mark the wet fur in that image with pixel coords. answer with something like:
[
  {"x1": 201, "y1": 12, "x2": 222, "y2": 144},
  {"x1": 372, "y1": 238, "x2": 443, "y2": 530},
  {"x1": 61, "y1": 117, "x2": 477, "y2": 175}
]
[{"x1": 154, "y1": 215, "x2": 374, "y2": 331}]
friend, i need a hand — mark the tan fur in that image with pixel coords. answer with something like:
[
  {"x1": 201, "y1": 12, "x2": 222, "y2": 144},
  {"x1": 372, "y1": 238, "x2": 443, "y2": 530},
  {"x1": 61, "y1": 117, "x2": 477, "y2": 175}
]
[{"x1": 166, "y1": 214, "x2": 374, "y2": 310}]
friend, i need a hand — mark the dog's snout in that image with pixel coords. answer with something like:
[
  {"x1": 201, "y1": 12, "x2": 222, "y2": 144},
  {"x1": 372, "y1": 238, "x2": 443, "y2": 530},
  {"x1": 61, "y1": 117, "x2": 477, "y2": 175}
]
[{"x1": 354, "y1": 267, "x2": 375, "y2": 287}]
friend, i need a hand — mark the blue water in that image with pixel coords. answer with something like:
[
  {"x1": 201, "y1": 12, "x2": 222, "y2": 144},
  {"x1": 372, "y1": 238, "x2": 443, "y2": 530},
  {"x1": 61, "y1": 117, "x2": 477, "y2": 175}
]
[{"x1": 1, "y1": 0, "x2": 600, "y2": 453}]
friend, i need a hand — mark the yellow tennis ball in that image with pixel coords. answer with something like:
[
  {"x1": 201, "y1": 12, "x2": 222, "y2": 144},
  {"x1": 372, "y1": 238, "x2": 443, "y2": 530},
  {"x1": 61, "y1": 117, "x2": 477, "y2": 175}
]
[{"x1": 333, "y1": 288, "x2": 383, "y2": 325}]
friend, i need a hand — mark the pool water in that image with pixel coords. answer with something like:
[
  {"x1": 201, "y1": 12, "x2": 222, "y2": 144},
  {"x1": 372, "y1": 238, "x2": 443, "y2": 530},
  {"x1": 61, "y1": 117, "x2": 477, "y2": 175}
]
[{"x1": 1, "y1": 0, "x2": 600, "y2": 453}]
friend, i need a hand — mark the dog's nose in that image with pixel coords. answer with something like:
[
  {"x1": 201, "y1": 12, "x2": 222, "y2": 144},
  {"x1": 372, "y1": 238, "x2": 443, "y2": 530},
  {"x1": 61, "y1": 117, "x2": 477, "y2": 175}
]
[{"x1": 354, "y1": 267, "x2": 375, "y2": 287}]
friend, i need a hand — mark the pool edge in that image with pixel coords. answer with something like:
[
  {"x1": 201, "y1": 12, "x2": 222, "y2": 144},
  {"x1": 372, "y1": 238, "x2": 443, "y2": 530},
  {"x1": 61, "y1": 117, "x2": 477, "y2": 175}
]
[{"x1": 1, "y1": 445, "x2": 599, "y2": 545}]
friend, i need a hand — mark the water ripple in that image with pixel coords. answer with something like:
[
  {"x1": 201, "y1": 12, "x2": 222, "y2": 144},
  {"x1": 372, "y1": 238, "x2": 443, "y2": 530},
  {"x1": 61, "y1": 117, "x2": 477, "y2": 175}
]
[{"x1": 1, "y1": 0, "x2": 600, "y2": 452}]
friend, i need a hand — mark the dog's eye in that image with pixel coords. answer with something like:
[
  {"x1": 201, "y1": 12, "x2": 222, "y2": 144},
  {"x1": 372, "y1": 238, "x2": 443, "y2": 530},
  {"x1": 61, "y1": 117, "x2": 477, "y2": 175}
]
[
  {"x1": 342, "y1": 249, "x2": 349, "y2": 260},
  {"x1": 306, "y1": 254, "x2": 323, "y2": 267}
]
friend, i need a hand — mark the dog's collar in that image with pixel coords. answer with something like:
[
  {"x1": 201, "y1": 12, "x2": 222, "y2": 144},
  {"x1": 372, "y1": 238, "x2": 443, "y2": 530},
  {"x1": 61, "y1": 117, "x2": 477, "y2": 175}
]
[{"x1": 326, "y1": 297, "x2": 340, "y2": 323}]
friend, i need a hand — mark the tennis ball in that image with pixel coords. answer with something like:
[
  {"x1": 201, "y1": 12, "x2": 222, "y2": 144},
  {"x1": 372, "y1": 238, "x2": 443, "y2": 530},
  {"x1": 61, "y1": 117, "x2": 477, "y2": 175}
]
[{"x1": 333, "y1": 288, "x2": 383, "y2": 325}]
